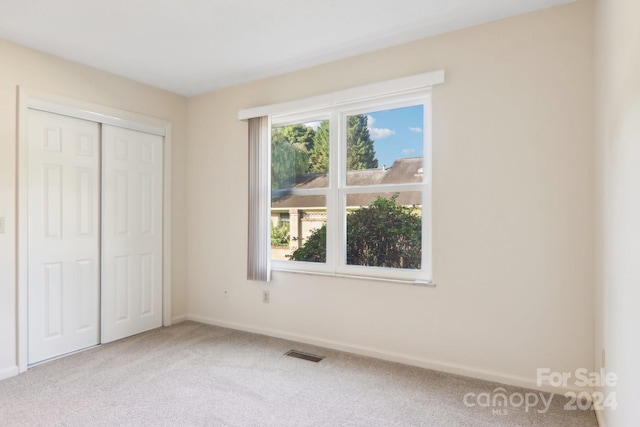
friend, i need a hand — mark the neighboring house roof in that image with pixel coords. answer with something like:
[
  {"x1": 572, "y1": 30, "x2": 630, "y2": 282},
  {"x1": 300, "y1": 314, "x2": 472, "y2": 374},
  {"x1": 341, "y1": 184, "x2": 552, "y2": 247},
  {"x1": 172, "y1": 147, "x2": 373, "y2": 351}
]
[{"x1": 272, "y1": 157, "x2": 423, "y2": 209}]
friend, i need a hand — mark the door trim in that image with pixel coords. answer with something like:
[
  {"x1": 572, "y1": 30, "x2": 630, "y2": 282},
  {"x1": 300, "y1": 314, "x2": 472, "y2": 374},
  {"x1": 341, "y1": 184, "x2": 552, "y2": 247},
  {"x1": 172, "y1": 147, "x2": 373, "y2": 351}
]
[{"x1": 17, "y1": 87, "x2": 173, "y2": 373}]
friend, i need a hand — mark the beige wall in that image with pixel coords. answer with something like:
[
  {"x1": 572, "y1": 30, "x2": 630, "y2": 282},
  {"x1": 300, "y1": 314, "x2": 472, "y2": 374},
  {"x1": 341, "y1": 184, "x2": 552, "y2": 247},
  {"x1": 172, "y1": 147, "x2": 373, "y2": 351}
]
[
  {"x1": 187, "y1": 1, "x2": 595, "y2": 392},
  {"x1": 596, "y1": 0, "x2": 640, "y2": 424},
  {"x1": 0, "y1": 39, "x2": 188, "y2": 378},
  {"x1": 0, "y1": 0, "x2": 602, "y2": 402}
]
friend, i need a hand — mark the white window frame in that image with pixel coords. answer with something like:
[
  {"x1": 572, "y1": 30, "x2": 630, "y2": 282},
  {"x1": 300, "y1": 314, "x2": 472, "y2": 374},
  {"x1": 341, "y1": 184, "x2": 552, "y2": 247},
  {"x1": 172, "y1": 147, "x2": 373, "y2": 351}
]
[
  {"x1": 239, "y1": 70, "x2": 444, "y2": 285},
  {"x1": 270, "y1": 90, "x2": 433, "y2": 283}
]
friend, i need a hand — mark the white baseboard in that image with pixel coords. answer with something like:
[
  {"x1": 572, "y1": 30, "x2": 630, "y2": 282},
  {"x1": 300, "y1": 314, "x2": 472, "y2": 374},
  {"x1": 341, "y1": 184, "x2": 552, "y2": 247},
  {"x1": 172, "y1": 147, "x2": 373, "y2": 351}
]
[
  {"x1": 186, "y1": 314, "x2": 587, "y2": 396},
  {"x1": 594, "y1": 408, "x2": 605, "y2": 427},
  {"x1": 0, "y1": 365, "x2": 19, "y2": 381},
  {"x1": 171, "y1": 314, "x2": 188, "y2": 324}
]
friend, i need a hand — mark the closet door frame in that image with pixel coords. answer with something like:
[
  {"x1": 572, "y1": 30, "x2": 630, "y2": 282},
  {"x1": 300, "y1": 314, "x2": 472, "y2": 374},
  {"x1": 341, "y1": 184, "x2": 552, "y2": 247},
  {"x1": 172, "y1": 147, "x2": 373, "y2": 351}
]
[{"x1": 16, "y1": 87, "x2": 173, "y2": 373}]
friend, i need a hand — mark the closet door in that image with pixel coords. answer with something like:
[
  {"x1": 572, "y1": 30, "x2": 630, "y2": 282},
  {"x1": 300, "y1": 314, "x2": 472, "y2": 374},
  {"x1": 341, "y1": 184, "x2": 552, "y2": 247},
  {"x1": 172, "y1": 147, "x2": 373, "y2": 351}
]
[
  {"x1": 27, "y1": 110, "x2": 101, "y2": 364},
  {"x1": 101, "y1": 125, "x2": 163, "y2": 343}
]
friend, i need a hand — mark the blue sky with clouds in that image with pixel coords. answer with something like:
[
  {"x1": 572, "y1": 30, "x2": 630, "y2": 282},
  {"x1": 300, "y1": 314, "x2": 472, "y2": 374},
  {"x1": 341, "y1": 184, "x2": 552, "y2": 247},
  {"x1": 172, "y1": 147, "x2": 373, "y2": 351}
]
[
  {"x1": 364, "y1": 104, "x2": 424, "y2": 169},
  {"x1": 302, "y1": 104, "x2": 424, "y2": 169}
]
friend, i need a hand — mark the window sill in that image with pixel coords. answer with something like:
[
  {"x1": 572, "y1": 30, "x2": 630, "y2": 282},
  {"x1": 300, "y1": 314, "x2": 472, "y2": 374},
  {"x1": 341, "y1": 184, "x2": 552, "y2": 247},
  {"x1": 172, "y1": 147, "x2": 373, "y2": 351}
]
[{"x1": 271, "y1": 268, "x2": 436, "y2": 287}]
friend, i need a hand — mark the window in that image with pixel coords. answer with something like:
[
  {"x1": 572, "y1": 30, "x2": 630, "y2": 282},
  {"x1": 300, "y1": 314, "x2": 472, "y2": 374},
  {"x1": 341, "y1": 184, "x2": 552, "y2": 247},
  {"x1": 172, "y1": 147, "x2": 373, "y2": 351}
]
[
  {"x1": 278, "y1": 213, "x2": 290, "y2": 225},
  {"x1": 242, "y1": 70, "x2": 443, "y2": 283},
  {"x1": 269, "y1": 92, "x2": 432, "y2": 282}
]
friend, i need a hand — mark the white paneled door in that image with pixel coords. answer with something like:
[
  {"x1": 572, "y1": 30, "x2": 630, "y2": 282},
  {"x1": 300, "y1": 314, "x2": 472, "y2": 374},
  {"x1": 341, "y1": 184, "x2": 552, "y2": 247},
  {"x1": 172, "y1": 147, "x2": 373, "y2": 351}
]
[
  {"x1": 27, "y1": 110, "x2": 164, "y2": 364},
  {"x1": 27, "y1": 110, "x2": 101, "y2": 364},
  {"x1": 101, "y1": 125, "x2": 163, "y2": 343}
]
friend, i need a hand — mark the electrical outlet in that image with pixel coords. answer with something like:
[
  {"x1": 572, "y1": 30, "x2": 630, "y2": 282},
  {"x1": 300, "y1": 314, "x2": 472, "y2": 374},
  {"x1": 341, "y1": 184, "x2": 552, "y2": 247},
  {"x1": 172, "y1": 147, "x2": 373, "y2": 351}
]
[
  {"x1": 262, "y1": 290, "x2": 270, "y2": 304},
  {"x1": 0, "y1": 217, "x2": 4, "y2": 234}
]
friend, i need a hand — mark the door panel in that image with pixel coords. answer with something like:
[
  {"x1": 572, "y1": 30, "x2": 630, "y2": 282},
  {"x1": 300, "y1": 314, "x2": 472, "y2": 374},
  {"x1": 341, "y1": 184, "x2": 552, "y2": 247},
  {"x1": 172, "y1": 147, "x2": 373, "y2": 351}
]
[
  {"x1": 101, "y1": 125, "x2": 163, "y2": 343},
  {"x1": 28, "y1": 110, "x2": 100, "y2": 364}
]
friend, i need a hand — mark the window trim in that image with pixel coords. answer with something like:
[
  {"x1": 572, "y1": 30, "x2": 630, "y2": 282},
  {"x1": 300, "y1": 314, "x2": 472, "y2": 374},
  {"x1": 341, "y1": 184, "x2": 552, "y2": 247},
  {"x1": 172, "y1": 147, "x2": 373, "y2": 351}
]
[
  {"x1": 238, "y1": 69, "x2": 444, "y2": 120},
  {"x1": 270, "y1": 91, "x2": 433, "y2": 283},
  {"x1": 240, "y1": 70, "x2": 445, "y2": 284}
]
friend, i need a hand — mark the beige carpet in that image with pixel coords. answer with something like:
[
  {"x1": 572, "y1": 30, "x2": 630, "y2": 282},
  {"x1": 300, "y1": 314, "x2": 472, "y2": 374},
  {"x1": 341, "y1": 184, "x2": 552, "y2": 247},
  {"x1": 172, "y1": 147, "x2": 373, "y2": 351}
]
[{"x1": 0, "y1": 321, "x2": 597, "y2": 426}]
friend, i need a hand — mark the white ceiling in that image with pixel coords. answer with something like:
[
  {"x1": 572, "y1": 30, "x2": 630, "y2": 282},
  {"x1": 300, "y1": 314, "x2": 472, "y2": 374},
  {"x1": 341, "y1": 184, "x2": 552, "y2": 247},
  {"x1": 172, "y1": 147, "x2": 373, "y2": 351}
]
[{"x1": 0, "y1": 0, "x2": 573, "y2": 97}]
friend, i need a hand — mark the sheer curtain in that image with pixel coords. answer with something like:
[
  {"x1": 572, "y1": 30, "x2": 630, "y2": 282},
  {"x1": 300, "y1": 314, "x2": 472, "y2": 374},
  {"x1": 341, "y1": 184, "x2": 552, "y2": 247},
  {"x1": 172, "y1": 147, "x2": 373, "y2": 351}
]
[{"x1": 247, "y1": 116, "x2": 271, "y2": 282}]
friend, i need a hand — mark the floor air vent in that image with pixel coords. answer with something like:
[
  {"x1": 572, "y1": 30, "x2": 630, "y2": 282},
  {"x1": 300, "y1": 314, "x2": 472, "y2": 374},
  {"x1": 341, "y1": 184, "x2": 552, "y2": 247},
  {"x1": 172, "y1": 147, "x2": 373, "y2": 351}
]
[{"x1": 285, "y1": 350, "x2": 324, "y2": 363}]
